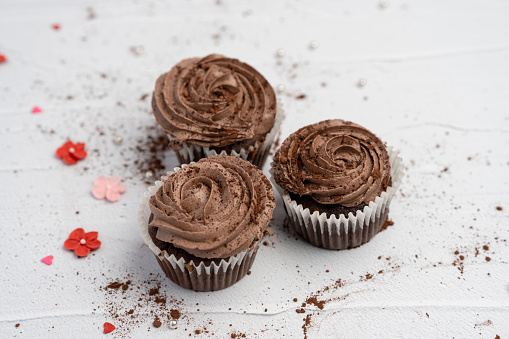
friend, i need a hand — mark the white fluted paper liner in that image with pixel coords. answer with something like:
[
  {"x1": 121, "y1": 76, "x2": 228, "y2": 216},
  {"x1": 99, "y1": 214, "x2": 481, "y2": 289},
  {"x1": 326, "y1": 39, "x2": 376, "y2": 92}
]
[
  {"x1": 269, "y1": 147, "x2": 405, "y2": 249},
  {"x1": 167, "y1": 98, "x2": 284, "y2": 167},
  {"x1": 137, "y1": 165, "x2": 259, "y2": 291}
]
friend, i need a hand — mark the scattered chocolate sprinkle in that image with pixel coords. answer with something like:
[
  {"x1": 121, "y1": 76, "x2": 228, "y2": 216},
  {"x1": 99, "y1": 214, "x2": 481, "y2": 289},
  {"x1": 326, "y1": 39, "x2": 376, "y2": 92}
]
[
  {"x1": 101, "y1": 277, "x2": 183, "y2": 337},
  {"x1": 483, "y1": 245, "x2": 489, "y2": 251},
  {"x1": 380, "y1": 218, "x2": 394, "y2": 232},
  {"x1": 486, "y1": 257, "x2": 491, "y2": 262},
  {"x1": 293, "y1": 298, "x2": 298, "y2": 302},
  {"x1": 496, "y1": 206, "x2": 503, "y2": 211},
  {"x1": 15, "y1": 323, "x2": 20, "y2": 328},
  {"x1": 106, "y1": 282, "x2": 122, "y2": 289},
  {"x1": 295, "y1": 94, "x2": 307, "y2": 100}
]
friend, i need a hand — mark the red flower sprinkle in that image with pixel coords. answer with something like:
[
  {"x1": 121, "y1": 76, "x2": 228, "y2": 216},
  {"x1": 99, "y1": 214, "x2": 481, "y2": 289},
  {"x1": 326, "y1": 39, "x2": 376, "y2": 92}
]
[
  {"x1": 56, "y1": 141, "x2": 87, "y2": 165},
  {"x1": 52, "y1": 23, "x2": 60, "y2": 31},
  {"x1": 103, "y1": 322, "x2": 115, "y2": 334},
  {"x1": 0, "y1": 54, "x2": 6, "y2": 64},
  {"x1": 64, "y1": 228, "x2": 101, "y2": 257}
]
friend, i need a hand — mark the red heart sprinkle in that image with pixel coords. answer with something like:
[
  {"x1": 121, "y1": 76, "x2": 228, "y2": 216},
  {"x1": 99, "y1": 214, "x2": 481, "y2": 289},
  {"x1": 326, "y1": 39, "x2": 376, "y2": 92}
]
[
  {"x1": 0, "y1": 54, "x2": 6, "y2": 63},
  {"x1": 31, "y1": 106, "x2": 43, "y2": 114},
  {"x1": 103, "y1": 322, "x2": 115, "y2": 334},
  {"x1": 41, "y1": 255, "x2": 53, "y2": 265},
  {"x1": 52, "y1": 24, "x2": 60, "y2": 31}
]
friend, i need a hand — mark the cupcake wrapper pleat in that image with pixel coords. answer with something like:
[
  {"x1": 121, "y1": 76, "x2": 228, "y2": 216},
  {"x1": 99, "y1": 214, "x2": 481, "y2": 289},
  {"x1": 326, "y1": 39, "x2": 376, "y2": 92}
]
[
  {"x1": 270, "y1": 147, "x2": 405, "y2": 250},
  {"x1": 137, "y1": 166, "x2": 260, "y2": 291},
  {"x1": 167, "y1": 98, "x2": 284, "y2": 168},
  {"x1": 153, "y1": 249, "x2": 257, "y2": 292}
]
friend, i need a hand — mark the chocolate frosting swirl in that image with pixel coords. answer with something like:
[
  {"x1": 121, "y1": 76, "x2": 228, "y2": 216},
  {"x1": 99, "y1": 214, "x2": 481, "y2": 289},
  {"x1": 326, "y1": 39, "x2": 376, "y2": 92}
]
[
  {"x1": 152, "y1": 54, "x2": 277, "y2": 147},
  {"x1": 148, "y1": 155, "x2": 275, "y2": 259},
  {"x1": 273, "y1": 119, "x2": 391, "y2": 207}
]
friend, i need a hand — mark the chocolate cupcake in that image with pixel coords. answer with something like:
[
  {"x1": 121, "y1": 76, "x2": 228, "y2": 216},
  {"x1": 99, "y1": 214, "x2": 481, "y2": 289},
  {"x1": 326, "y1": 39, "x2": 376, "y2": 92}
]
[
  {"x1": 271, "y1": 119, "x2": 404, "y2": 250},
  {"x1": 152, "y1": 54, "x2": 283, "y2": 168},
  {"x1": 137, "y1": 155, "x2": 275, "y2": 291}
]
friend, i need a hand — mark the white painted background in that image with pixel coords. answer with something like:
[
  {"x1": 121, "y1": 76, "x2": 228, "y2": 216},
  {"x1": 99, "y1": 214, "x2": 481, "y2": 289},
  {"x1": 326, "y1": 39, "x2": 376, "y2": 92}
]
[{"x1": 1, "y1": 0, "x2": 508, "y2": 338}]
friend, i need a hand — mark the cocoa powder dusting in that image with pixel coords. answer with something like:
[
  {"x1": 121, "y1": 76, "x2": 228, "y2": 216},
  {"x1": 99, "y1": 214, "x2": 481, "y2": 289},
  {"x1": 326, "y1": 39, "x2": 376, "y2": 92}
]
[
  {"x1": 305, "y1": 297, "x2": 325, "y2": 310},
  {"x1": 170, "y1": 309, "x2": 181, "y2": 319},
  {"x1": 302, "y1": 314, "x2": 312, "y2": 339},
  {"x1": 100, "y1": 277, "x2": 183, "y2": 338}
]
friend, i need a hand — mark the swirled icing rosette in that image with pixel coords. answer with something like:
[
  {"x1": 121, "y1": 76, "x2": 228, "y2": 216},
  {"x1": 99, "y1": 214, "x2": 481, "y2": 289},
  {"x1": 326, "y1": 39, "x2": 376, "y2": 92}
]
[
  {"x1": 273, "y1": 119, "x2": 391, "y2": 207},
  {"x1": 138, "y1": 155, "x2": 275, "y2": 291},
  {"x1": 271, "y1": 119, "x2": 404, "y2": 250},
  {"x1": 152, "y1": 54, "x2": 281, "y2": 167}
]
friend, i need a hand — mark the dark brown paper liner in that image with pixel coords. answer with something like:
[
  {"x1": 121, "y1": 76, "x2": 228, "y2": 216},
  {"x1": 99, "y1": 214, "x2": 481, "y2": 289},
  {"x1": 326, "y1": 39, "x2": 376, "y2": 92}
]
[
  {"x1": 153, "y1": 249, "x2": 258, "y2": 292},
  {"x1": 287, "y1": 207, "x2": 389, "y2": 249}
]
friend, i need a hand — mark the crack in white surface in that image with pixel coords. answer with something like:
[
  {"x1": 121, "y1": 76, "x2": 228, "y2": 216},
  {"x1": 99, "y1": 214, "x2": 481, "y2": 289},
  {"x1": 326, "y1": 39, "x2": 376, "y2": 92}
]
[
  {"x1": 321, "y1": 44, "x2": 509, "y2": 64},
  {"x1": 384, "y1": 122, "x2": 509, "y2": 135},
  {"x1": 2, "y1": 302, "x2": 509, "y2": 324}
]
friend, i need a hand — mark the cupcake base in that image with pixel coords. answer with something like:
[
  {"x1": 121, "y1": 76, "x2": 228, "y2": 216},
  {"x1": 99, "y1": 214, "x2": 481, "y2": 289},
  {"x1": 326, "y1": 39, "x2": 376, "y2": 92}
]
[
  {"x1": 286, "y1": 206, "x2": 389, "y2": 249},
  {"x1": 138, "y1": 169, "x2": 262, "y2": 292},
  {"x1": 271, "y1": 147, "x2": 404, "y2": 250}
]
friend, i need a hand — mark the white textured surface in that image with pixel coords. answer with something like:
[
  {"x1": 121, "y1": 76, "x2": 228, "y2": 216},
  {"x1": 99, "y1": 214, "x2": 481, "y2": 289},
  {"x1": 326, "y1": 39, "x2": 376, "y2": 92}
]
[{"x1": 1, "y1": 0, "x2": 509, "y2": 338}]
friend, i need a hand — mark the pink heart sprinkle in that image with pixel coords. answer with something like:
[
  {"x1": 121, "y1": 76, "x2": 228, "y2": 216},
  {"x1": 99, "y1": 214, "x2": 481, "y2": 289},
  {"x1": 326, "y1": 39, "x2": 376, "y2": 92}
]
[
  {"x1": 31, "y1": 106, "x2": 43, "y2": 114},
  {"x1": 41, "y1": 255, "x2": 53, "y2": 265}
]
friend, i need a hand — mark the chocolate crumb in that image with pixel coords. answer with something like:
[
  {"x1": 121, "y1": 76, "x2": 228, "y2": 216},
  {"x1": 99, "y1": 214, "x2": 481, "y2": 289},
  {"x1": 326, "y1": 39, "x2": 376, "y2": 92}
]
[
  {"x1": 153, "y1": 317, "x2": 162, "y2": 328},
  {"x1": 483, "y1": 245, "x2": 489, "y2": 251},
  {"x1": 15, "y1": 323, "x2": 20, "y2": 328},
  {"x1": 486, "y1": 257, "x2": 491, "y2": 262},
  {"x1": 247, "y1": 270, "x2": 251, "y2": 275},
  {"x1": 293, "y1": 298, "x2": 298, "y2": 302},
  {"x1": 496, "y1": 206, "x2": 503, "y2": 211}
]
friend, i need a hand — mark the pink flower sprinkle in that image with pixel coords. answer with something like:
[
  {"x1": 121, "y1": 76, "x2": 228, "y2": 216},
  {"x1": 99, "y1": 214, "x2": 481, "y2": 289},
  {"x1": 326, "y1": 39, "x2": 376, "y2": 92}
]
[{"x1": 92, "y1": 177, "x2": 126, "y2": 202}]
